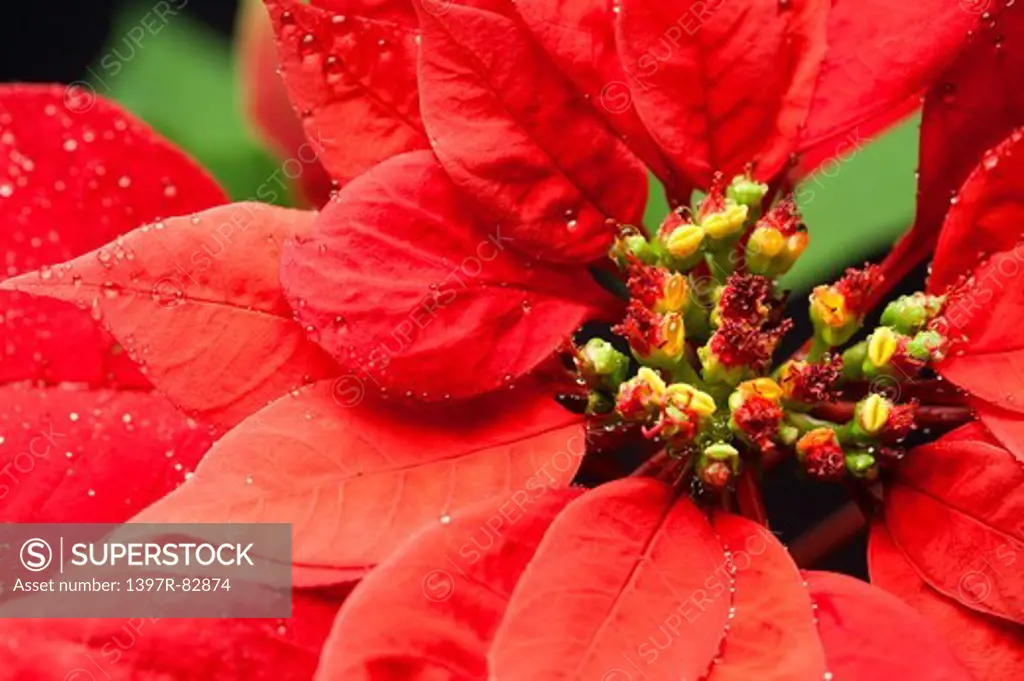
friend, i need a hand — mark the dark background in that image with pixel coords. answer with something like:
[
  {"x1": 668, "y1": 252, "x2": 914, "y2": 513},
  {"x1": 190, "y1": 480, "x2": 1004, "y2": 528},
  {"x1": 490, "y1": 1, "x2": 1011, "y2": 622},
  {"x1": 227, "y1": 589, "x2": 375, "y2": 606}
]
[{"x1": 0, "y1": 1, "x2": 238, "y2": 83}]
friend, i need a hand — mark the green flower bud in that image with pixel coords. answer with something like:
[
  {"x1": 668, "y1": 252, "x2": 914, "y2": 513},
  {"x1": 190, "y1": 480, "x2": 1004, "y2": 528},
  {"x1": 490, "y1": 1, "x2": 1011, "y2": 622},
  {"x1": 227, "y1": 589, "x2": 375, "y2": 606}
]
[
  {"x1": 610, "y1": 228, "x2": 659, "y2": 268},
  {"x1": 726, "y1": 175, "x2": 769, "y2": 210},
  {"x1": 880, "y1": 293, "x2": 945, "y2": 335},
  {"x1": 906, "y1": 329, "x2": 949, "y2": 364},
  {"x1": 845, "y1": 451, "x2": 879, "y2": 480},
  {"x1": 577, "y1": 338, "x2": 629, "y2": 391}
]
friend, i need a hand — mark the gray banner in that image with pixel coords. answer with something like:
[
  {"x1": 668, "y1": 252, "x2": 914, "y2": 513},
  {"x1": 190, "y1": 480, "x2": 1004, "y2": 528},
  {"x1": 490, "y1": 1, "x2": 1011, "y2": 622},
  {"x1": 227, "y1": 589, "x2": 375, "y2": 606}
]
[{"x1": 0, "y1": 523, "x2": 292, "y2": 618}]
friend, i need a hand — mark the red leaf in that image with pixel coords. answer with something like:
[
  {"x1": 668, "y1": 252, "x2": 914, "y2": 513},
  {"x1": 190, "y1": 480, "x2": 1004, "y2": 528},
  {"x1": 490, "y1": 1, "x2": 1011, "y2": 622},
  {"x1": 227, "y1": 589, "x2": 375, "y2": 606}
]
[
  {"x1": 2, "y1": 203, "x2": 337, "y2": 430},
  {"x1": 614, "y1": 0, "x2": 828, "y2": 187},
  {"x1": 0, "y1": 384, "x2": 214, "y2": 522},
  {"x1": 281, "y1": 151, "x2": 616, "y2": 401},
  {"x1": 264, "y1": 0, "x2": 428, "y2": 189},
  {"x1": 134, "y1": 379, "x2": 585, "y2": 585},
  {"x1": 512, "y1": 0, "x2": 687, "y2": 200},
  {"x1": 488, "y1": 478, "x2": 730, "y2": 681},
  {"x1": 0, "y1": 592, "x2": 340, "y2": 680},
  {"x1": 795, "y1": 0, "x2": 978, "y2": 175},
  {"x1": 805, "y1": 570, "x2": 974, "y2": 680},
  {"x1": 929, "y1": 128, "x2": 1024, "y2": 292},
  {"x1": 886, "y1": 3, "x2": 1023, "y2": 288},
  {"x1": 239, "y1": 0, "x2": 334, "y2": 206},
  {"x1": 870, "y1": 521, "x2": 1024, "y2": 680},
  {"x1": 0, "y1": 84, "x2": 226, "y2": 387},
  {"x1": 705, "y1": 513, "x2": 828, "y2": 681},
  {"x1": 973, "y1": 399, "x2": 1024, "y2": 465},
  {"x1": 936, "y1": 247, "x2": 1024, "y2": 415},
  {"x1": 317, "y1": 489, "x2": 582, "y2": 680},
  {"x1": 885, "y1": 422, "x2": 1024, "y2": 623},
  {"x1": 415, "y1": 0, "x2": 648, "y2": 263}
]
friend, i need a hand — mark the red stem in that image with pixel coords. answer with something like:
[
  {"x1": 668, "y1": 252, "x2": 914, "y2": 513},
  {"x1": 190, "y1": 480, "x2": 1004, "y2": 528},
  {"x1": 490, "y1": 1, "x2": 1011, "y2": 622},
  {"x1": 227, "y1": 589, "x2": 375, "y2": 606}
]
[
  {"x1": 789, "y1": 502, "x2": 867, "y2": 567},
  {"x1": 811, "y1": 401, "x2": 973, "y2": 428},
  {"x1": 735, "y1": 466, "x2": 768, "y2": 525}
]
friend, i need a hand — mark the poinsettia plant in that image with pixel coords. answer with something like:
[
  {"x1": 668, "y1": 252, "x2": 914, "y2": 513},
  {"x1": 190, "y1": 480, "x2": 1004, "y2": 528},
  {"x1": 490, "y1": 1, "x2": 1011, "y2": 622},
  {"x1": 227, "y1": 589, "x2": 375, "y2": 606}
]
[{"x1": 1, "y1": 0, "x2": 1022, "y2": 678}]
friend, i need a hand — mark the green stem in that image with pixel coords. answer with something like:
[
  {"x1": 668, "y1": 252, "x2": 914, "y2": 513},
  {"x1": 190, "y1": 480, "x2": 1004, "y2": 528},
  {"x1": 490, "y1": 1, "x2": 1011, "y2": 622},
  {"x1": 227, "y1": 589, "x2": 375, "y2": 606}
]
[
  {"x1": 705, "y1": 247, "x2": 736, "y2": 284},
  {"x1": 806, "y1": 336, "x2": 831, "y2": 362},
  {"x1": 784, "y1": 412, "x2": 843, "y2": 435},
  {"x1": 667, "y1": 358, "x2": 709, "y2": 391}
]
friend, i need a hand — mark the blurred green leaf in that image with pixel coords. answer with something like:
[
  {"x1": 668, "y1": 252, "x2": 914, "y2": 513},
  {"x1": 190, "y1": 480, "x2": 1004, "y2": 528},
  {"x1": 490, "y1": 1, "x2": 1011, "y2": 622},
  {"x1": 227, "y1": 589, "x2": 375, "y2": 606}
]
[
  {"x1": 87, "y1": 3, "x2": 293, "y2": 204},
  {"x1": 786, "y1": 115, "x2": 920, "y2": 291}
]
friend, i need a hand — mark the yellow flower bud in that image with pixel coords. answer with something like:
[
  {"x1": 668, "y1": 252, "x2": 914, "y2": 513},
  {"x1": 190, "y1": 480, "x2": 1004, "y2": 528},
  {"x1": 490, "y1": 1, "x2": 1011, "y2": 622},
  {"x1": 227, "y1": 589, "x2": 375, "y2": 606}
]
[
  {"x1": 786, "y1": 232, "x2": 809, "y2": 260},
  {"x1": 735, "y1": 378, "x2": 784, "y2": 405},
  {"x1": 665, "y1": 222, "x2": 705, "y2": 260},
  {"x1": 701, "y1": 203, "x2": 749, "y2": 240},
  {"x1": 867, "y1": 327, "x2": 899, "y2": 368},
  {"x1": 655, "y1": 272, "x2": 690, "y2": 314},
  {"x1": 810, "y1": 286, "x2": 849, "y2": 328},
  {"x1": 659, "y1": 313, "x2": 686, "y2": 361},
  {"x1": 635, "y1": 367, "x2": 667, "y2": 397},
  {"x1": 749, "y1": 226, "x2": 785, "y2": 259},
  {"x1": 856, "y1": 394, "x2": 892, "y2": 435},
  {"x1": 665, "y1": 383, "x2": 717, "y2": 418}
]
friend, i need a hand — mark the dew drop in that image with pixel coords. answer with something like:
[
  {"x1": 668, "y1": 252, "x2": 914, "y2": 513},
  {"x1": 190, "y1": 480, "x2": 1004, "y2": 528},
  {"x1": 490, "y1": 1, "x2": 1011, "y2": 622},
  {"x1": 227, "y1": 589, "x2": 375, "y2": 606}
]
[{"x1": 101, "y1": 281, "x2": 123, "y2": 298}]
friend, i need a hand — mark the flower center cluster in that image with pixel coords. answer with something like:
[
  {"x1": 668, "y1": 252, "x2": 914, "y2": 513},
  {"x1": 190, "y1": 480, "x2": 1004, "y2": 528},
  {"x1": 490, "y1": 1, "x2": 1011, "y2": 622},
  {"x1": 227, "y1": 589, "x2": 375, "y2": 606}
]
[{"x1": 574, "y1": 174, "x2": 953, "y2": 491}]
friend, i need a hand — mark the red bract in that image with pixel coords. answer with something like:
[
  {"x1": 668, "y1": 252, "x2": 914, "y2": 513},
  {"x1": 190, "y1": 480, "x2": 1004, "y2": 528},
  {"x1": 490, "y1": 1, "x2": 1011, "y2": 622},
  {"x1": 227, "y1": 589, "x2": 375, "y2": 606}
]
[
  {"x1": 0, "y1": 85, "x2": 351, "y2": 676},
  {"x1": 871, "y1": 522, "x2": 1024, "y2": 680},
  {"x1": 0, "y1": 84, "x2": 226, "y2": 521},
  {"x1": 0, "y1": 85, "x2": 226, "y2": 388},
  {"x1": 0, "y1": 592, "x2": 343, "y2": 680},
  {"x1": 615, "y1": 0, "x2": 977, "y2": 186},
  {"x1": 316, "y1": 478, "x2": 973, "y2": 679},
  {"x1": 281, "y1": 151, "x2": 618, "y2": 400},
  {"x1": 264, "y1": 0, "x2": 427, "y2": 190},
  {"x1": 4, "y1": 202, "x2": 338, "y2": 429},
  {"x1": 879, "y1": 423, "x2": 1024, "y2": 624},
  {"x1": 134, "y1": 378, "x2": 586, "y2": 585},
  {"x1": 2, "y1": 0, "x2": 1017, "y2": 678},
  {"x1": 317, "y1": 489, "x2": 584, "y2": 679},
  {"x1": 883, "y1": 1, "x2": 1024, "y2": 293},
  {"x1": 0, "y1": 386, "x2": 212, "y2": 522}
]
